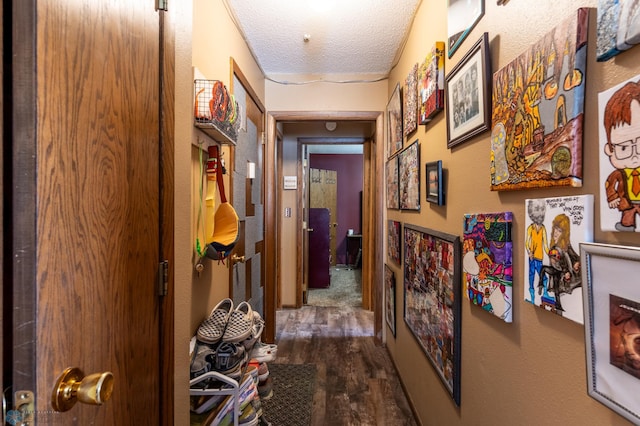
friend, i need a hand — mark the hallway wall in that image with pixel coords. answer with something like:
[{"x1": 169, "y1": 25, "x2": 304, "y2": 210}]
[{"x1": 387, "y1": 1, "x2": 640, "y2": 425}]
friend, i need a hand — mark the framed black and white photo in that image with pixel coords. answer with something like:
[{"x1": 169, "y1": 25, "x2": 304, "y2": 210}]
[
  {"x1": 581, "y1": 242, "x2": 640, "y2": 425},
  {"x1": 426, "y1": 160, "x2": 444, "y2": 205},
  {"x1": 445, "y1": 33, "x2": 491, "y2": 148}
]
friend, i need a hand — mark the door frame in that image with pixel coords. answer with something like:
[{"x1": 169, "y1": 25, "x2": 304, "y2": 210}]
[{"x1": 266, "y1": 111, "x2": 385, "y2": 342}]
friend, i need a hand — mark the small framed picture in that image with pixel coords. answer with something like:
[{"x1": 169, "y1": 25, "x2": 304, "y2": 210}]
[
  {"x1": 581, "y1": 242, "x2": 640, "y2": 424},
  {"x1": 425, "y1": 161, "x2": 444, "y2": 205},
  {"x1": 447, "y1": 0, "x2": 485, "y2": 58},
  {"x1": 387, "y1": 82, "x2": 403, "y2": 158},
  {"x1": 445, "y1": 32, "x2": 491, "y2": 148}
]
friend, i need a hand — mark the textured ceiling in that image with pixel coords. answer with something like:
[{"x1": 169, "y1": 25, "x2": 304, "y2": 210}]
[{"x1": 224, "y1": 0, "x2": 421, "y2": 81}]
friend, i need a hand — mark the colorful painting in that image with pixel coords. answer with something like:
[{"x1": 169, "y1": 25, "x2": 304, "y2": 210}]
[
  {"x1": 598, "y1": 74, "x2": 640, "y2": 232},
  {"x1": 524, "y1": 195, "x2": 593, "y2": 324},
  {"x1": 386, "y1": 156, "x2": 400, "y2": 209},
  {"x1": 385, "y1": 264, "x2": 397, "y2": 337},
  {"x1": 387, "y1": 83, "x2": 403, "y2": 158},
  {"x1": 403, "y1": 224, "x2": 461, "y2": 405},
  {"x1": 404, "y1": 63, "x2": 418, "y2": 136},
  {"x1": 490, "y1": 9, "x2": 588, "y2": 191},
  {"x1": 597, "y1": 0, "x2": 640, "y2": 62},
  {"x1": 418, "y1": 42, "x2": 445, "y2": 124},
  {"x1": 399, "y1": 141, "x2": 420, "y2": 211},
  {"x1": 463, "y1": 212, "x2": 513, "y2": 323},
  {"x1": 388, "y1": 220, "x2": 402, "y2": 264}
]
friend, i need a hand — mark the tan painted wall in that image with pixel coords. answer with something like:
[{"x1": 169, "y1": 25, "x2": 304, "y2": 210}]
[{"x1": 386, "y1": 1, "x2": 640, "y2": 425}]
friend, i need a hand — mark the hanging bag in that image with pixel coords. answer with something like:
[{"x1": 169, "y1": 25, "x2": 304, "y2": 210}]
[{"x1": 205, "y1": 145, "x2": 239, "y2": 261}]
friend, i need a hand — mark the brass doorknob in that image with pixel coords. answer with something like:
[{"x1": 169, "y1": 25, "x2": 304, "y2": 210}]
[
  {"x1": 51, "y1": 367, "x2": 114, "y2": 412},
  {"x1": 231, "y1": 254, "x2": 245, "y2": 263}
]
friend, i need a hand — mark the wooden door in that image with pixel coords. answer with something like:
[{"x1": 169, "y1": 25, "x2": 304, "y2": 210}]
[
  {"x1": 229, "y1": 64, "x2": 266, "y2": 317},
  {"x1": 309, "y1": 168, "x2": 338, "y2": 265},
  {"x1": 308, "y1": 208, "x2": 331, "y2": 288},
  {"x1": 8, "y1": 1, "x2": 170, "y2": 423}
]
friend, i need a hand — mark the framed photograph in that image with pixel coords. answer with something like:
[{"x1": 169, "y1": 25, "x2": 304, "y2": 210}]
[
  {"x1": 425, "y1": 161, "x2": 444, "y2": 205},
  {"x1": 404, "y1": 63, "x2": 418, "y2": 136},
  {"x1": 384, "y1": 264, "x2": 397, "y2": 337},
  {"x1": 447, "y1": 0, "x2": 484, "y2": 58},
  {"x1": 446, "y1": 33, "x2": 491, "y2": 148},
  {"x1": 386, "y1": 156, "x2": 400, "y2": 210},
  {"x1": 581, "y1": 243, "x2": 640, "y2": 424},
  {"x1": 404, "y1": 224, "x2": 461, "y2": 405},
  {"x1": 398, "y1": 140, "x2": 420, "y2": 211},
  {"x1": 387, "y1": 220, "x2": 402, "y2": 264},
  {"x1": 491, "y1": 9, "x2": 588, "y2": 190},
  {"x1": 387, "y1": 82, "x2": 403, "y2": 158},
  {"x1": 463, "y1": 212, "x2": 513, "y2": 323}
]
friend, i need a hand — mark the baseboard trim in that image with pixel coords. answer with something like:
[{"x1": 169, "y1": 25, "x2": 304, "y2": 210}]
[{"x1": 385, "y1": 345, "x2": 423, "y2": 426}]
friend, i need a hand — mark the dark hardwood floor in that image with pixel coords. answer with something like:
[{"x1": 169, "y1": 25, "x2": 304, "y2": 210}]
[{"x1": 275, "y1": 305, "x2": 418, "y2": 425}]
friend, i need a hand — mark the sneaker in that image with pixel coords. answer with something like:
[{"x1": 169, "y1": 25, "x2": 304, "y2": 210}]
[
  {"x1": 257, "y1": 377, "x2": 273, "y2": 400},
  {"x1": 250, "y1": 341, "x2": 277, "y2": 363},
  {"x1": 222, "y1": 301, "x2": 254, "y2": 343},
  {"x1": 189, "y1": 343, "x2": 216, "y2": 385},
  {"x1": 212, "y1": 342, "x2": 247, "y2": 377},
  {"x1": 197, "y1": 298, "x2": 234, "y2": 344},
  {"x1": 242, "y1": 313, "x2": 265, "y2": 351},
  {"x1": 257, "y1": 362, "x2": 269, "y2": 382}
]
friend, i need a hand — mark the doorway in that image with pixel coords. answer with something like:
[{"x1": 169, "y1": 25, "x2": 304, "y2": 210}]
[{"x1": 265, "y1": 112, "x2": 386, "y2": 342}]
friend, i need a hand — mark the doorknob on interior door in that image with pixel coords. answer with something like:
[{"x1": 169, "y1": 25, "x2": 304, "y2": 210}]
[
  {"x1": 231, "y1": 254, "x2": 245, "y2": 263},
  {"x1": 51, "y1": 367, "x2": 114, "y2": 412}
]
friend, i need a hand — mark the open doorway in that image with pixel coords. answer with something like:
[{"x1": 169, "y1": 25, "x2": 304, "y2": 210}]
[{"x1": 264, "y1": 111, "x2": 386, "y2": 342}]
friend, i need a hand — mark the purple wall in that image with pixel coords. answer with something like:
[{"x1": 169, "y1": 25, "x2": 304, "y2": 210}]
[{"x1": 309, "y1": 154, "x2": 363, "y2": 265}]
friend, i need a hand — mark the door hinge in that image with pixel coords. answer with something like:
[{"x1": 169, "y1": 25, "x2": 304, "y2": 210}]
[
  {"x1": 156, "y1": 0, "x2": 168, "y2": 11},
  {"x1": 9, "y1": 390, "x2": 34, "y2": 425},
  {"x1": 158, "y1": 260, "x2": 169, "y2": 296}
]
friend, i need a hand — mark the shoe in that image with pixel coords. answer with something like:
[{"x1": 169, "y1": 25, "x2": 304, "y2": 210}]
[
  {"x1": 257, "y1": 362, "x2": 269, "y2": 382},
  {"x1": 189, "y1": 343, "x2": 216, "y2": 385},
  {"x1": 250, "y1": 341, "x2": 277, "y2": 363},
  {"x1": 212, "y1": 342, "x2": 247, "y2": 377},
  {"x1": 197, "y1": 298, "x2": 234, "y2": 344},
  {"x1": 242, "y1": 312, "x2": 265, "y2": 351},
  {"x1": 239, "y1": 404, "x2": 259, "y2": 425},
  {"x1": 615, "y1": 222, "x2": 636, "y2": 232},
  {"x1": 257, "y1": 377, "x2": 273, "y2": 400},
  {"x1": 223, "y1": 301, "x2": 255, "y2": 343}
]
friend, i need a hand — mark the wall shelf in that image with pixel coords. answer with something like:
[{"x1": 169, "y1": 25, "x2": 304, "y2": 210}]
[{"x1": 194, "y1": 119, "x2": 237, "y2": 146}]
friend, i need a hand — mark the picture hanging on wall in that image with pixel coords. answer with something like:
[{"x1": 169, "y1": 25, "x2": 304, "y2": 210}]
[
  {"x1": 426, "y1": 160, "x2": 444, "y2": 205},
  {"x1": 463, "y1": 212, "x2": 513, "y2": 323},
  {"x1": 404, "y1": 63, "x2": 418, "y2": 136},
  {"x1": 418, "y1": 41, "x2": 445, "y2": 124},
  {"x1": 581, "y1": 242, "x2": 640, "y2": 425},
  {"x1": 598, "y1": 74, "x2": 640, "y2": 233},
  {"x1": 403, "y1": 224, "x2": 461, "y2": 405},
  {"x1": 596, "y1": 0, "x2": 640, "y2": 62},
  {"x1": 387, "y1": 82, "x2": 403, "y2": 159},
  {"x1": 386, "y1": 156, "x2": 400, "y2": 210},
  {"x1": 447, "y1": 0, "x2": 484, "y2": 58},
  {"x1": 490, "y1": 8, "x2": 588, "y2": 191},
  {"x1": 446, "y1": 33, "x2": 491, "y2": 148},
  {"x1": 385, "y1": 263, "x2": 397, "y2": 337},
  {"x1": 524, "y1": 195, "x2": 594, "y2": 324},
  {"x1": 398, "y1": 140, "x2": 420, "y2": 211},
  {"x1": 388, "y1": 220, "x2": 402, "y2": 265}
]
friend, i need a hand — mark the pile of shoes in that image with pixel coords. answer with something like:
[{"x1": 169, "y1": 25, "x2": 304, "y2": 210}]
[{"x1": 189, "y1": 298, "x2": 278, "y2": 426}]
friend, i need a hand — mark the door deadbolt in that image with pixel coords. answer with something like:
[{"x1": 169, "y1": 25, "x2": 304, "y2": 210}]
[{"x1": 51, "y1": 367, "x2": 114, "y2": 412}]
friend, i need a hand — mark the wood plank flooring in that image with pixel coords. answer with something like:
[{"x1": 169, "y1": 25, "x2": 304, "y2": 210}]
[{"x1": 274, "y1": 306, "x2": 418, "y2": 426}]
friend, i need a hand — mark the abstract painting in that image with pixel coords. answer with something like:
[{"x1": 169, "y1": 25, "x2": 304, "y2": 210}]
[
  {"x1": 388, "y1": 220, "x2": 402, "y2": 264},
  {"x1": 490, "y1": 8, "x2": 588, "y2": 191},
  {"x1": 387, "y1": 83, "x2": 403, "y2": 158},
  {"x1": 399, "y1": 141, "x2": 420, "y2": 211},
  {"x1": 386, "y1": 156, "x2": 400, "y2": 210},
  {"x1": 404, "y1": 63, "x2": 418, "y2": 136},
  {"x1": 404, "y1": 224, "x2": 461, "y2": 405},
  {"x1": 597, "y1": 0, "x2": 640, "y2": 61},
  {"x1": 385, "y1": 264, "x2": 397, "y2": 337},
  {"x1": 418, "y1": 42, "x2": 445, "y2": 124},
  {"x1": 524, "y1": 195, "x2": 594, "y2": 324},
  {"x1": 463, "y1": 212, "x2": 513, "y2": 323},
  {"x1": 598, "y1": 74, "x2": 640, "y2": 232}
]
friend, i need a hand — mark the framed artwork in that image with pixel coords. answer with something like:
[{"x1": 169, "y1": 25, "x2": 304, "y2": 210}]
[
  {"x1": 581, "y1": 242, "x2": 640, "y2": 424},
  {"x1": 403, "y1": 224, "x2": 461, "y2": 405},
  {"x1": 384, "y1": 264, "x2": 397, "y2": 337},
  {"x1": 463, "y1": 212, "x2": 513, "y2": 323},
  {"x1": 404, "y1": 63, "x2": 418, "y2": 136},
  {"x1": 446, "y1": 33, "x2": 491, "y2": 148},
  {"x1": 386, "y1": 156, "x2": 400, "y2": 210},
  {"x1": 447, "y1": 0, "x2": 484, "y2": 58},
  {"x1": 387, "y1": 220, "x2": 402, "y2": 265},
  {"x1": 491, "y1": 8, "x2": 588, "y2": 191},
  {"x1": 426, "y1": 161, "x2": 444, "y2": 205},
  {"x1": 597, "y1": 0, "x2": 640, "y2": 62},
  {"x1": 524, "y1": 195, "x2": 594, "y2": 324},
  {"x1": 598, "y1": 74, "x2": 640, "y2": 233},
  {"x1": 387, "y1": 83, "x2": 403, "y2": 158},
  {"x1": 418, "y1": 42, "x2": 445, "y2": 124},
  {"x1": 398, "y1": 140, "x2": 420, "y2": 211}
]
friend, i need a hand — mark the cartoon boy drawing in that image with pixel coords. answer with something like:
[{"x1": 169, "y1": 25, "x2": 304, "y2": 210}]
[
  {"x1": 525, "y1": 199, "x2": 548, "y2": 303},
  {"x1": 603, "y1": 80, "x2": 640, "y2": 232}
]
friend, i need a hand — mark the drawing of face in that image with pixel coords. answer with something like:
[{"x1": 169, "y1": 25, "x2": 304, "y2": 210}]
[
  {"x1": 527, "y1": 199, "x2": 546, "y2": 225},
  {"x1": 606, "y1": 100, "x2": 640, "y2": 170}
]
